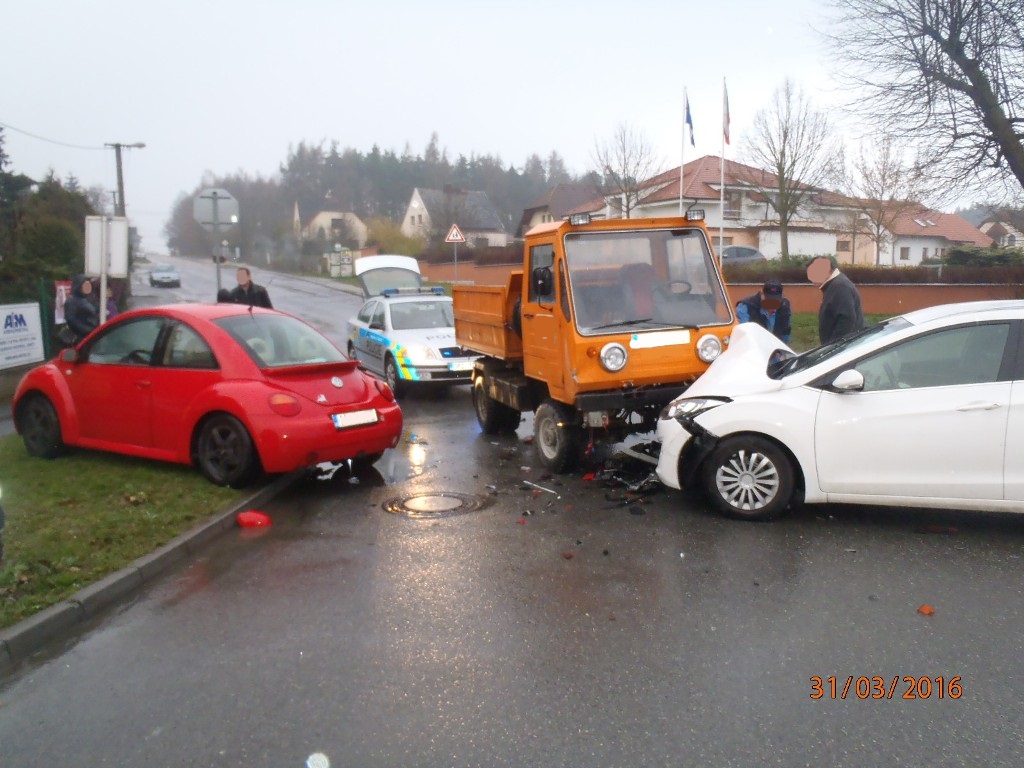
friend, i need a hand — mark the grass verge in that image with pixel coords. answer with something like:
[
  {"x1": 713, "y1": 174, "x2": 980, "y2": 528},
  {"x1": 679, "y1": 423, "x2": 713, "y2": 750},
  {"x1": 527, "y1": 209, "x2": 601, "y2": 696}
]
[{"x1": 0, "y1": 436, "x2": 247, "y2": 629}]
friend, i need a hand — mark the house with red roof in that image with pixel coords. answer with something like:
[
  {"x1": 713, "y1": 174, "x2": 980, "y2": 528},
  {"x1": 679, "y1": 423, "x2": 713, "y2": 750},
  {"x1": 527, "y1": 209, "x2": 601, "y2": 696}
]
[{"x1": 575, "y1": 155, "x2": 991, "y2": 266}]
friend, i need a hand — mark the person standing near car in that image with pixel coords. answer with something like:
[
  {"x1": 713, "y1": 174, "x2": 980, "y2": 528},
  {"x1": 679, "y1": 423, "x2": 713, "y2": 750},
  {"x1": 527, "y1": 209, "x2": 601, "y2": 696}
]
[
  {"x1": 735, "y1": 278, "x2": 791, "y2": 343},
  {"x1": 807, "y1": 256, "x2": 864, "y2": 345},
  {"x1": 229, "y1": 267, "x2": 273, "y2": 308},
  {"x1": 64, "y1": 274, "x2": 100, "y2": 343}
]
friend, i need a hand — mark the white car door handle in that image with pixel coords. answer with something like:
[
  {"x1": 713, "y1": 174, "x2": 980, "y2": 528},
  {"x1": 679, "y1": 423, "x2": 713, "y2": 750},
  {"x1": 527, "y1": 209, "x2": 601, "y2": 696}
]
[{"x1": 956, "y1": 401, "x2": 1002, "y2": 411}]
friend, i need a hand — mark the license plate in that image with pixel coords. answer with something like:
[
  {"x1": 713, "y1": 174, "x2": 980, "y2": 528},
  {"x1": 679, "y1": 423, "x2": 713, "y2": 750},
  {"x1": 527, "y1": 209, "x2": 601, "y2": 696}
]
[
  {"x1": 448, "y1": 361, "x2": 474, "y2": 371},
  {"x1": 332, "y1": 409, "x2": 378, "y2": 429}
]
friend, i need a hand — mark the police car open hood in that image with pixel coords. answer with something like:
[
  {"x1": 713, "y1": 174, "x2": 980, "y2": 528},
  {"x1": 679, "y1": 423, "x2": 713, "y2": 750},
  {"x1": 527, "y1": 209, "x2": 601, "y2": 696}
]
[{"x1": 355, "y1": 255, "x2": 422, "y2": 298}]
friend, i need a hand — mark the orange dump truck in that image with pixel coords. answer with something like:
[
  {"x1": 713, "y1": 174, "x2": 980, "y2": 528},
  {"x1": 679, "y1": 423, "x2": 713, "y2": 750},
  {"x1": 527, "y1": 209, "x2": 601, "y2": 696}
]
[{"x1": 453, "y1": 213, "x2": 736, "y2": 471}]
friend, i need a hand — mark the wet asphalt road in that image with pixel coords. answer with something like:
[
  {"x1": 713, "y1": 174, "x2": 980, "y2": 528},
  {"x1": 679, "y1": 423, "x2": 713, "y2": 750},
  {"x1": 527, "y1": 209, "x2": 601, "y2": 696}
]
[
  {"x1": 2, "y1": 261, "x2": 1024, "y2": 766},
  {"x1": 2, "y1": 384, "x2": 1024, "y2": 767}
]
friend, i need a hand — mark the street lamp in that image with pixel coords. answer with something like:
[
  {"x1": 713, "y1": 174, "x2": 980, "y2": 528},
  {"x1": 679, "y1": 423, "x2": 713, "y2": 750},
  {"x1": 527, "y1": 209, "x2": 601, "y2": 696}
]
[{"x1": 105, "y1": 142, "x2": 145, "y2": 216}]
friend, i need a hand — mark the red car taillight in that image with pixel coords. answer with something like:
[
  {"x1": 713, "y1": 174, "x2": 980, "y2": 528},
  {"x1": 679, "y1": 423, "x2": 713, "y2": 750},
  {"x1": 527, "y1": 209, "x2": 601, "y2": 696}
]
[
  {"x1": 268, "y1": 392, "x2": 301, "y2": 417},
  {"x1": 373, "y1": 378, "x2": 396, "y2": 402}
]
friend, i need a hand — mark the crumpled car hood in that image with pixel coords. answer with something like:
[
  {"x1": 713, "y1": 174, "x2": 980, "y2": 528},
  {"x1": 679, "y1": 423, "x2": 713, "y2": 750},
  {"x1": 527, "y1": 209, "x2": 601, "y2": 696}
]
[{"x1": 682, "y1": 323, "x2": 794, "y2": 399}]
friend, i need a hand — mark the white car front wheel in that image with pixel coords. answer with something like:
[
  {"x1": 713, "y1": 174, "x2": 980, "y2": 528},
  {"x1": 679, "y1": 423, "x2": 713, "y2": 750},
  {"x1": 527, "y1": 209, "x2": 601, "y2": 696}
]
[{"x1": 702, "y1": 436, "x2": 794, "y2": 521}]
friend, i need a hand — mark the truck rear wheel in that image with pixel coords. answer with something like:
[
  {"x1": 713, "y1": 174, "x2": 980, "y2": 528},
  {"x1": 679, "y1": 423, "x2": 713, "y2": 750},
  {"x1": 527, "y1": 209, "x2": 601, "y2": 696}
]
[
  {"x1": 473, "y1": 376, "x2": 521, "y2": 434},
  {"x1": 534, "y1": 400, "x2": 583, "y2": 473}
]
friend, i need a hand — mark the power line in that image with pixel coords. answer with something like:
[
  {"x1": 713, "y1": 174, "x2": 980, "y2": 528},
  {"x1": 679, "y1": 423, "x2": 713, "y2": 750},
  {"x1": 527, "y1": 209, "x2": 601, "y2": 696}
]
[{"x1": 0, "y1": 120, "x2": 106, "y2": 151}]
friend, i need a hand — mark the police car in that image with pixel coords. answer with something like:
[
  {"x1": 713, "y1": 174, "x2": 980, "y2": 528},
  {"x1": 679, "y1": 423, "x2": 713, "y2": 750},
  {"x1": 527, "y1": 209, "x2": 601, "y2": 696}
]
[{"x1": 346, "y1": 255, "x2": 479, "y2": 395}]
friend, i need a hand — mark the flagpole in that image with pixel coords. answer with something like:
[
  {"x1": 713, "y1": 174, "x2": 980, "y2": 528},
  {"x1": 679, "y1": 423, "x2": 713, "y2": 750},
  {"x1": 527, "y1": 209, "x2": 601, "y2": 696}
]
[
  {"x1": 680, "y1": 87, "x2": 686, "y2": 216},
  {"x1": 720, "y1": 77, "x2": 727, "y2": 259}
]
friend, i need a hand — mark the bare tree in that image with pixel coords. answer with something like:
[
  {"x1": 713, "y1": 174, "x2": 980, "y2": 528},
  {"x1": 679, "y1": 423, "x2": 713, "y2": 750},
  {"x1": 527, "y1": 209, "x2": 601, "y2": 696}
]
[
  {"x1": 592, "y1": 123, "x2": 664, "y2": 218},
  {"x1": 825, "y1": 0, "x2": 1024, "y2": 202},
  {"x1": 739, "y1": 79, "x2": 842, "y2": 257},
  {"x1": 836, "y1": 135, "x2": 932, "y2": 264}
]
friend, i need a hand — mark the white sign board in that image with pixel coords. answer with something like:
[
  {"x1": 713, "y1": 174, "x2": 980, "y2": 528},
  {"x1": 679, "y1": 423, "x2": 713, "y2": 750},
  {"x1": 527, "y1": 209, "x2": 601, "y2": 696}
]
[
  {"x1": 445, "y1": 224, "x2": 466, "y2": 243},
  {"x1": 85, "y1": 216, "x2": 130, "y2": 277},
  {"x1": 0, "y1": 302, "x2": 45, "y2": 370},
  {"x1": 194, "y1": 188, "x2": 240, "y2": 232}
]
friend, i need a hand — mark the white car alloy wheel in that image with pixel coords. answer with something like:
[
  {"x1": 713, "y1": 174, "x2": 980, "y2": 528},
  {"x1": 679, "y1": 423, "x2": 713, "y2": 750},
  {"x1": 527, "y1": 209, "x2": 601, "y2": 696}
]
[{"x1": 702, "y1": 436, "x2": 794, "y2": 521}]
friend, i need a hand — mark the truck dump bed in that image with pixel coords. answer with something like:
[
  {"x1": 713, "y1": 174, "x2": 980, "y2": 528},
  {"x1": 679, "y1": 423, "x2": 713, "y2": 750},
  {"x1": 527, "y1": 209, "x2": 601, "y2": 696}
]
[{"x1": 453, "y1": 271, "x2": 524, "y2": 360}]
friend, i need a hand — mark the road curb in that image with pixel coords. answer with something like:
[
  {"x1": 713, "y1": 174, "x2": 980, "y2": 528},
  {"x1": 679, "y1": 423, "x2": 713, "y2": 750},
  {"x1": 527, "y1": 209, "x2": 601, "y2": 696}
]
[{"x1": 0, "y1": 470, "x2": 302, "y2": 678}]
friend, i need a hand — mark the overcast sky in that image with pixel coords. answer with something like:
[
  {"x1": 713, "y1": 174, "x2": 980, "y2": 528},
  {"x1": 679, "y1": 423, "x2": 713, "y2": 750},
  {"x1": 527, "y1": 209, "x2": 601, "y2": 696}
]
[{"x1": 4, "y1": 0, "x2": 842, "y2": 254}]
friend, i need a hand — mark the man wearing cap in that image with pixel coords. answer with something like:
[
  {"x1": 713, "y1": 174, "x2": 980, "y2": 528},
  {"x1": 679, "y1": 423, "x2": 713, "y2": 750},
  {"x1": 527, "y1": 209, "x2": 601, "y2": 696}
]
[{"x1": 735, "y1": 279, "x2": 792, "y2": 343}]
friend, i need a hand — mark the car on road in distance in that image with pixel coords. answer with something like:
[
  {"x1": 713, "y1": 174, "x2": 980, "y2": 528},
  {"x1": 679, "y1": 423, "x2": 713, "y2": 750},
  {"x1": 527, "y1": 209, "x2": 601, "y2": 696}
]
[
  {"x1": 719, "y1": 245, "x2": 767, "y2": 266},
  {"x1": 12, "y1": 303, "x2": 403, "y2": 486},
  {"x1": 655, "y1": 300, "x2": 1024, "y2": 520},
  {"x1": 346, "y1": 255, "x2": 479, "y2": 395},
  {"x1": 149, "y1": 263, "x2": 181, "y2": 288}
]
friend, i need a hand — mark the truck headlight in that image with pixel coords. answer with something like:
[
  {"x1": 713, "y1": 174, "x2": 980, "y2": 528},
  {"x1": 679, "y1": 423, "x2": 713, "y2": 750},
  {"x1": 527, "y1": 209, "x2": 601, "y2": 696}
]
[
  {"x1": 696, "y1": 333, "x2": 723, "y2": 363},
  {"x1": 599, "y1": 342, "x2": 628, "y2": 372}
]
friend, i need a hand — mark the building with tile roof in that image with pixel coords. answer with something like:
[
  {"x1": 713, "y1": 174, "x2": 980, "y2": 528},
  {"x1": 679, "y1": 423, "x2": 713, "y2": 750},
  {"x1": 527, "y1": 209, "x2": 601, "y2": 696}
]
[
  {"x1": 591, "y1": 155, "x2": 991, "y2": 266},
  {"x1": 401, "y1": 187, "x2": 509, "y2": 247}
]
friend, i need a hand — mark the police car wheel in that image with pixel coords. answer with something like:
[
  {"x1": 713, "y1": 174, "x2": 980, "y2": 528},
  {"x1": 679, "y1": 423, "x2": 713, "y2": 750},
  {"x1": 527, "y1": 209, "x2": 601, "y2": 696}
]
[{"x1": 384, "y1": 355, "x2": 406, "y2": 397}]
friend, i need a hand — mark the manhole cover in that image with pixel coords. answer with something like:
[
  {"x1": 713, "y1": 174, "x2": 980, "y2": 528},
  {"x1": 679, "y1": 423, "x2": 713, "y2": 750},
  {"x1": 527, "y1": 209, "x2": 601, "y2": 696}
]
[{"x1": 383, "y1": 492, "x2": 491, "y2": 519}]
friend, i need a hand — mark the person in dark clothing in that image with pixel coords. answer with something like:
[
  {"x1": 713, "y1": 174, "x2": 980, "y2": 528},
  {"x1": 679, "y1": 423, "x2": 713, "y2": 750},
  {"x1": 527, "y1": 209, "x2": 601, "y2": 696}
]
[
  {"x1": 216, "y1": 288, "x2": 234, "y2": 302},
  {"x1": 64, "y1": 274, "x2": 100, "y2": 343},
  {"x1": 807, "y1": 256, "x2": 865, "y2": 345},
  {"x1": 735, "y1": 278, "x2": 792, "y2": 343},
  {"x1": 229, "y1": 267, "x2": 273, "y2": 308}
]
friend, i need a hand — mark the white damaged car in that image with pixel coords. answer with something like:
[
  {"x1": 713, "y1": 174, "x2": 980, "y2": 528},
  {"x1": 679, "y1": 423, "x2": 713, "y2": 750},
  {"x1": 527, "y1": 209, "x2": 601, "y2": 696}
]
[
  {"x1": 656, "y1": 301, "x2": 1024, "y2": 520},
  {"x1": 346, "y1": 255, "x2": 479, "y2": 395}
]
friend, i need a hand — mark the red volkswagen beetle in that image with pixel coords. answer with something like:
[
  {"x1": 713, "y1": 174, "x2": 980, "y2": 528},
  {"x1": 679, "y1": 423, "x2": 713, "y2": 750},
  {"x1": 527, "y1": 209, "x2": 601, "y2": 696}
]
[{"x1": 12, "y1": 304, "x2": 403, "y2": 486}]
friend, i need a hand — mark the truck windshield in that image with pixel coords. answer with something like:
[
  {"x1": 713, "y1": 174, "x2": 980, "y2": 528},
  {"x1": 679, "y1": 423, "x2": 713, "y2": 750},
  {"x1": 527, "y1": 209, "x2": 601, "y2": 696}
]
[{"x1": 563, "y1": 228, "x2": 733, "y2": 334}]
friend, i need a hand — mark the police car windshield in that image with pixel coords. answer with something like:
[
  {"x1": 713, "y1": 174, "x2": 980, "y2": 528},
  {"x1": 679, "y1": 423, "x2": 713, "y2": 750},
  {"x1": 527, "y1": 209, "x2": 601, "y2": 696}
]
[{"x1": 390, "y1": 300, "x2": 454, "y2": 331}]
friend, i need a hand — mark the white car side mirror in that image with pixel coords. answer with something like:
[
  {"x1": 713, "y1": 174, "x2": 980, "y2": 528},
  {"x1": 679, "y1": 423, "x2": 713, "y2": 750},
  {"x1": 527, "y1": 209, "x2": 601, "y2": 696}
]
[{"x1": 831, "y1": 369, "x2": 865, "y2": 391}]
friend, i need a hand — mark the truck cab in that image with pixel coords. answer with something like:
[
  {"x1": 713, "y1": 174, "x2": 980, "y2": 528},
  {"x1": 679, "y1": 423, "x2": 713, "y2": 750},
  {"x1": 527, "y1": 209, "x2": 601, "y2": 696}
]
[{"x1": 454, "y1": 212, "x2": 735, "y2": 471}]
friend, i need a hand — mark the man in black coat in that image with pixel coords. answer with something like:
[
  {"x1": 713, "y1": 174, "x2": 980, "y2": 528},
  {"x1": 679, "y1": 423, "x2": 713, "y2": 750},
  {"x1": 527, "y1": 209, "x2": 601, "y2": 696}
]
[
  {"x1": 807, "y1": 256, "x2": 864, "y2": 345},
  {"x1": 229, "y1": 267, "x2": 273, "y2": 308}
]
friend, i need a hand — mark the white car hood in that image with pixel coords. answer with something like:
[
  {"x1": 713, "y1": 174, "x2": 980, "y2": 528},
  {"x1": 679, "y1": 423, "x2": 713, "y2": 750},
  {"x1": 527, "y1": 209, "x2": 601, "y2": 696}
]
[{"x1": 683, "y1": 323, "x2": 793, "y2": 399}]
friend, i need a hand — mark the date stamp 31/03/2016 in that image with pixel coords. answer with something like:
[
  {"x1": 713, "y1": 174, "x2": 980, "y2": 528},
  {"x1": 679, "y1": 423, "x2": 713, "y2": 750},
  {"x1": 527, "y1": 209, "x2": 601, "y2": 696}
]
[{"x1": 810, "y1": 676, "x2": 963, "y2": 700}]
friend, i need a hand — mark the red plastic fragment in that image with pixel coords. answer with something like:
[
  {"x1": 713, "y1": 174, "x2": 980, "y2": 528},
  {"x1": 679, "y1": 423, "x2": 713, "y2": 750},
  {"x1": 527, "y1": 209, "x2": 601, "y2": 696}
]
[
  {"x1": 236, "y1": 510, "x2": 272, "y2": 528},
  {"x1": 917, "y1": 603, "x2": 935, "y2": 616}
]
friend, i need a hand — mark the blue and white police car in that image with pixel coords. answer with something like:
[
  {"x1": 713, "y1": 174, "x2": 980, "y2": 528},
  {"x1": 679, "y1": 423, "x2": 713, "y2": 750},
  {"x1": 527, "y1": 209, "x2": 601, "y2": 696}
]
[{"x1": 346, "y1": 255, "x2": 479, "y2": 395}]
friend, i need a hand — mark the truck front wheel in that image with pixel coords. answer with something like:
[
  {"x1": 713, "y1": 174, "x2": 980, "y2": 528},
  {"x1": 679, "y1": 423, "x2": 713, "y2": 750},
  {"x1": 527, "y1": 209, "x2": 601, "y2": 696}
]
[
  {"x1": 473, "y1": 376, "x2": 521, "y2": 434},
  {"x1": 534, "y1": 400, "x2": 583, "y2": 473}
]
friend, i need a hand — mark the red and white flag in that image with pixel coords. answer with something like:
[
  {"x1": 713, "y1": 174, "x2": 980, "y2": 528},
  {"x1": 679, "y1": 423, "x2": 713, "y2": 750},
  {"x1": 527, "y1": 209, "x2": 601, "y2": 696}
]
[{"x1": 723, "y1": 78, "x2": 731, "y2": 145}]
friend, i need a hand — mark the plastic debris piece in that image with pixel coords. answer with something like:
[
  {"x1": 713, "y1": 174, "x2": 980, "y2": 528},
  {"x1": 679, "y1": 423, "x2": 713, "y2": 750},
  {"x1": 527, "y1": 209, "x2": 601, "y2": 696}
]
[
  {"x1": 516, "y1": 518, "x2": 527, "y2": 525},
  {"x1": 236, "y1": 510, "x2": 272, "y2": 528},
  {"x1": 917, "y1": 603, "x2": 935, "y2": 616},
  {"x1": 561, "y1": 552, "x2": 575, "y2": 560},
  {"x1": 523, "y1": 480, "x2": 557, "y2": 494},
  {"x1": 582, "y1": 472, "x2": 597, "y2": 481}
]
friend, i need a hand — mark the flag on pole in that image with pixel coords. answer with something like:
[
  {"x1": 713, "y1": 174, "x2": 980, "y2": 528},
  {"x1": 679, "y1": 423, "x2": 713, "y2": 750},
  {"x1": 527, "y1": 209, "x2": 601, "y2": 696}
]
[
  {"x1": 723, "y1": 79, "x2": 731, "y2": 145},
  {"x1": 685, "y1": 93, "x2": 695, "y2": 147}
]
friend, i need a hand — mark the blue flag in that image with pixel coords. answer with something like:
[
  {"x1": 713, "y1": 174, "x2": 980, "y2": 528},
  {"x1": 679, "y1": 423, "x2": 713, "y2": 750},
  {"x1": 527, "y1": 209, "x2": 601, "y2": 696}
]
[{"x1": 685, "y1": 95, "x2": 695, "y2": 147}]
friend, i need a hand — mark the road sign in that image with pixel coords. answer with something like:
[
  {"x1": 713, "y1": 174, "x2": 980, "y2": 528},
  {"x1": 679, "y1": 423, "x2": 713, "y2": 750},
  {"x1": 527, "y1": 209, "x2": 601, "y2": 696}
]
[
  {"x1": 85, "y1": 216, "x2": 130, "y2": 277},
  {"x1": 193, "y1": 188, "x2": 239, "y2": 233},
  {"x1": 445, "y1": 224, "x2": 466, "y2": 243}
]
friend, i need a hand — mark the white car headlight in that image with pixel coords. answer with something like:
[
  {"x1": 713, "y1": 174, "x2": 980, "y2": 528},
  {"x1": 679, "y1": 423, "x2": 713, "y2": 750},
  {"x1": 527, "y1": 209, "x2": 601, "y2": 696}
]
[
  {"x1": 599, "y1": 342, "x2": 628, "y2": 372},
  {"x1": 661, "y1": 397, "x2": 727, "y2": 421},
  {"x1": 696, "y1": 334, "x2": 723, "y2": 363}
]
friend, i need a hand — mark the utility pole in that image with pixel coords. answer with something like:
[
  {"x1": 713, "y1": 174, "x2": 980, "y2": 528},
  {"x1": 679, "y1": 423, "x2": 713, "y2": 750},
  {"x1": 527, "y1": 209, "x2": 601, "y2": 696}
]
[
  {"x1": 105, "y1": 142, "x2": 145, "y2": 216},
  {"x1": 105, "y1": 141, "x2": 144, "y2": 308}
]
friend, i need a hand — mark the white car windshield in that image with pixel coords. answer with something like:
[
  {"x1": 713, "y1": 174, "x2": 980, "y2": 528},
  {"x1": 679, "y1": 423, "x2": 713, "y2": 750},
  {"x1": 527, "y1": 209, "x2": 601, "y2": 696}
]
[{"x1": 768, "y1": 316, "x2": 913, "y2": 378}]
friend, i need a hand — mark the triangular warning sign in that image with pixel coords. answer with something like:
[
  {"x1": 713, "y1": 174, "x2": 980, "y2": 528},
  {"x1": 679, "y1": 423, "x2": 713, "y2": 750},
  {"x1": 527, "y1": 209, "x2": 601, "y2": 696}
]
[{"x1": 445, "y1": 224, "x2": 466, "y2": 243}]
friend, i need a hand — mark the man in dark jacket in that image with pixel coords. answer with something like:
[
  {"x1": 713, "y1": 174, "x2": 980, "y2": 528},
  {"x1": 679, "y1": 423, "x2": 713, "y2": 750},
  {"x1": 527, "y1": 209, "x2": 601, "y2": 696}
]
[
  {"x1": 808, "y1": 256, "x2": 864, "y2": 344},
  {"x1": 63, "y1": 274, "x2": 100, "y2": 343},
  {"x1": 229, "y1": 267, "x2": 273, "y2": 308},
  {"x1": 735, "y1": 278, "x2": 792, "y2": 343}
]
